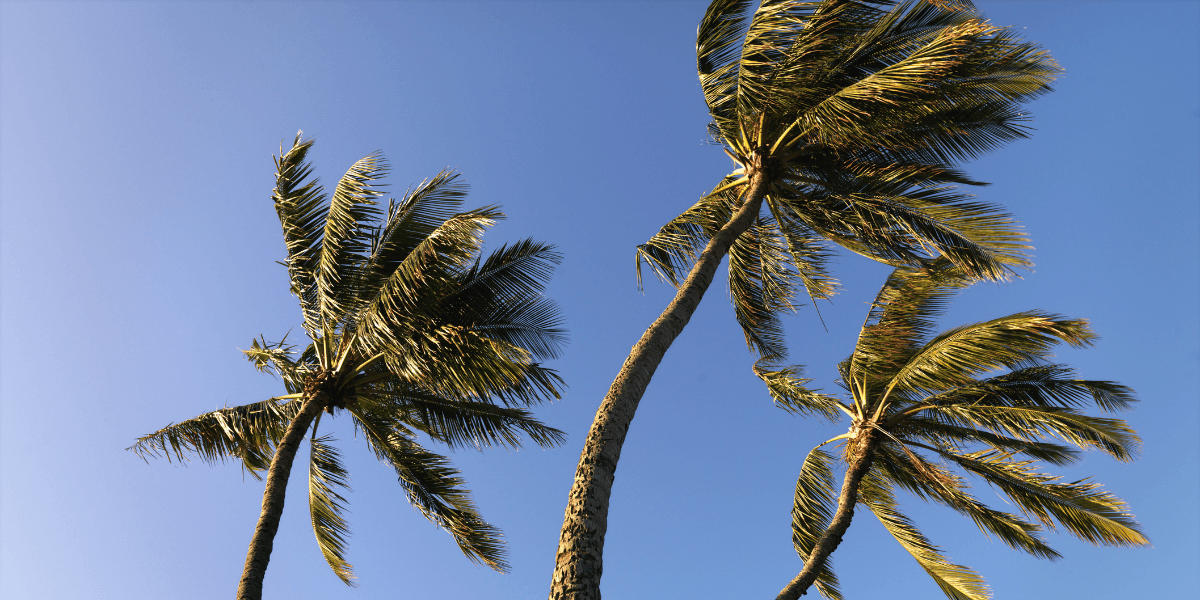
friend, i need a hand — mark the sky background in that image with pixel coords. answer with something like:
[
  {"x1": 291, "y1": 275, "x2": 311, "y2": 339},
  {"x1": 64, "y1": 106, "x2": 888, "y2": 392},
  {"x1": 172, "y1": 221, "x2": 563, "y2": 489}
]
[{"x1": 1, "y1": 1, "x2": 1197, "y2": 599}]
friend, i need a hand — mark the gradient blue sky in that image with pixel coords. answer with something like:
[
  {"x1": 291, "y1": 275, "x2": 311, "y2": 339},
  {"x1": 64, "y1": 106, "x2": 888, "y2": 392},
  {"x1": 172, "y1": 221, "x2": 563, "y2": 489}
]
[{"x1": 1, "y1": 1, "x2": 1197, "y2": 599}]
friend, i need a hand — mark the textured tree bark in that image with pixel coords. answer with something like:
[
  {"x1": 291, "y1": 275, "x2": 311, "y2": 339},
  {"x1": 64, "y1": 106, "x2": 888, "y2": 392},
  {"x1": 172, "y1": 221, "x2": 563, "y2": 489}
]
[
  {"x1": 236, "y1": 393, "x2": 327, "y2": 600},
  {"x1": 776, "y1": 430, "x2": 878, "y2": 600},
  {"x1": 548, "y1": 173, "x2": 770, "y2": 600}
]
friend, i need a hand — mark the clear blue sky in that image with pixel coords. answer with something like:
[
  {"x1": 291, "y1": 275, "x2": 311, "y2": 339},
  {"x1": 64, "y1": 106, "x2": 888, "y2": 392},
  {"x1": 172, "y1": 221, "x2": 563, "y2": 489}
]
[{"x1": 1, "y1": 1, "x2": 1196, "y2": 599}]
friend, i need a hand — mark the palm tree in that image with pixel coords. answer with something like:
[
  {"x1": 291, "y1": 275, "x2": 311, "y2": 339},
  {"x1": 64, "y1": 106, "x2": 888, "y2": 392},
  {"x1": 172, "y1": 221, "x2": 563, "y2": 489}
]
[
  {"x1": 130, "y1": 134, "x2": 568, "y2": 600},
  {"x1": 550, "y1": 1, "x2": 1061, "y2": 597},
  {"x1": 771, "y1": 258, "x2": 1147, "y2": 600}
]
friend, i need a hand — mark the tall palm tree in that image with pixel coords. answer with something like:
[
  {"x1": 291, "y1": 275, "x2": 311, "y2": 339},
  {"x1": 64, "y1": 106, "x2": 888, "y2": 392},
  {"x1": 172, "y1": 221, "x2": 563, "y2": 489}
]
[
  {"x1": 130, "y1": 134, "x2": 568, "y2": 600},
  {"x1": 772, "y1": 259, "x2": 1147, "y2": 600},
  {"x1": 550, "y1": 2, "x2": 1061, "y2": 597}
]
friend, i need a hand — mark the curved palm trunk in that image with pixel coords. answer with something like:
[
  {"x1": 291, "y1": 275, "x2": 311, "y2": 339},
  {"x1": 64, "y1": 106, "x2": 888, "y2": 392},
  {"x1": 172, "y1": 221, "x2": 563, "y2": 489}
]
[
  {"x1": 549, "y1": 174, "x2": 769, "y2": 600},
  {"x1": 776, "y1": 432, "x2": 878, "y2": 600},
  {"x1": 236, "y1": 394, "x2": 327, "y2": 600}
]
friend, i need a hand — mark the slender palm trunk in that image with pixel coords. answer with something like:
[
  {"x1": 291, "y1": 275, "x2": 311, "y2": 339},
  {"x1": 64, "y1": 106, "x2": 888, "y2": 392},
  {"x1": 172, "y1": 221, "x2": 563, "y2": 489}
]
[
  {"x1": 549, "y1": 173, "x2": 770, "y2": 600},
  {"x1": 236, "y1": 393, "x2": 327, "y2": 600},
  {"x1": 776, "y1": 432, "x2": 878, "y2": 600}
]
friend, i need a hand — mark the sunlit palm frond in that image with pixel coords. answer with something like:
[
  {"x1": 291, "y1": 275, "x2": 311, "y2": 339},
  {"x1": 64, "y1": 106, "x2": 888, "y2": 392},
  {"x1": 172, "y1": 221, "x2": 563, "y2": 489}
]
[
  {"x1": 791, "y1": 445, "x2": 843, "y2": 600},
  {"x1": 892, "y1": 416, "x2": 1081, "y2": 466},
  {"x1": 128, "y1": 398, "x2": 301, "y2": 477},
  {"x1": 348, "y1": 171, "x2": 471, "y2": 315},
  {"x1": 635, "y1": 178, "x2": 738, "y2": 288},
  {"x1": 309, "y1": 435, "x2": 355, "y2": 586},
  {"x1": 273, "y1": 133, "x2": 328, "y2": 327},
  {"x1": 921, "y1": 401, "x2": 1140, "y2": 462},
  {"x1": 871, "y1": 441, "x2": 1060, "y2": 560},
  {"x1": 859, "y1": 469, "x2": 990, "y2": 600},
  {"x1": 355, "y1": 206, "x2": 502, "y2": 353},
  {"x1": 887, "y1": 311, "x2": 1097, "y2": 397},
  {"x1": 728, "y1": 214, "x2": 798, "y2": 359},
  {"x1": 315, "y1": 152, "x2": 387, "y2": 326},
  {"x1": 755, "y1": 359, "x2": 846, "y2": 421},
  {"x1": 357, "y1": 414, "x2": 509, "y2": 572},
  {"x1": 356, "y1": 387, "x2": 566, "y2": 451},
  {"x1": 850, "y1": 257, "x2": 968, "y2": 381},
  {"x1": 696, "y1": 0, "x2": 755, "y2": 139},
  {"x1": 935, "y1": 449, "x2": 1149, "y2": 548},
  {"x1": 443, "y1": 239, "x2": 567, "y2": 361}
]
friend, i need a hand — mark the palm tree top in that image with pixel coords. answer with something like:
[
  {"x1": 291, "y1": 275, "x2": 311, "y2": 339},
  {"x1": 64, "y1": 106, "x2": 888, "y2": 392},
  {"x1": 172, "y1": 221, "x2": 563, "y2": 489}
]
[
  {"x1": 767, "y1": 259, "x2": 1146, "y2": 600},
  {"x1": 131, "y1": 133, "x2": 568, "y2": 589}
]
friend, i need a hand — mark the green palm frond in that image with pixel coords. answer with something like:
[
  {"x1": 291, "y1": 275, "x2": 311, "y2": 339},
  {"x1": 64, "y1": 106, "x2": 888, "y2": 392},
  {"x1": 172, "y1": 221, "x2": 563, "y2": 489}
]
[
  {"x1": 309, "y1": 435, "x2": 356, "y2": 586},
  {"x1": 356, "y1": 207, "x2": 502, "y2": 355},
  {"x1": 696, "y1": 0, "x2": 755, "y2": 138},
  {"x1": 356, "y1": 388, "x2": 566, "y2": 451},
  {"x1": 315, "y1": 152, "x2": 387, "y2": 326},
  {"x1": 935, "y1": 449, "x2": 1149, "y2": 548},
  {"x1": 871, "y1": 442, "x2": 1060, "y2": 560},
  {"x1": 922, "y1": 403, "x2": 1140, "y2": 462},
  {"x1": 357, "y1": 413, "x2": 509, "y2": 572},
  {"x1": 859, "y1": 470, "x2": 991, "y2": 600},
  {"x1": 728, "y1": 214, "x2": 798, "y2": 359},
  {"x1": 850, "y1": 257, "x2": 968, "y2": 381},
  {"x1": 755, "y1": 359, "x2": 847, "y2": 421},
  {"x1": 791, "y1": 445, "x2": 844, "y2": 600},
  {"x1": 886, "y1": 311, "x2": 1097, "y2": 397},
  {"x1": 443, "y1": 239, "x2": 567, "y2": 362},
  {"x1": 907, "y1": 364, "x2": 1139, "y2": 415},
  {"x1": 348, "y1": 171, "x2": 471, "y2": 317},
  {"x1": 763, "y1": 197, "x2": 839, "y2": 303},
  {"x1": 635, "y1": 178, "x2": 737, "y2": 288},
  {"x1": 128, "y1": 398, "x2": 301, "y2": 477},
  {"x1": 273, "y1": 133, "x2": 328, "y2": 326},
  {"x1": 893, "y1": 416, "x2": 1081, "y2": 466}
]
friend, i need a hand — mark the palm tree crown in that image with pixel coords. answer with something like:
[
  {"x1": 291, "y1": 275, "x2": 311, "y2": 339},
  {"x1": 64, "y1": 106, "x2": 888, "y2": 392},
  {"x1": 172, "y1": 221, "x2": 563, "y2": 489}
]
[
  {"x1": 131, "y1": 134, "x2": 567, "y2": 596},
  {"x1": 769, "y1": 259, "x2": 1147, "y2": 600},
  {"x1": 639, "y1": 0, "x2": 1059, "y2": 361}
]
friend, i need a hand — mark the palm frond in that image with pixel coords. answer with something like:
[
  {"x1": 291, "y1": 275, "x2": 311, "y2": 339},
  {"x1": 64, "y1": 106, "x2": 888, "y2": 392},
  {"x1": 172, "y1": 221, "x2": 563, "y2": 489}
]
[
  {"x1": 355, "y1": 387, "x2": 566, "y2": 451},
  {"x1": 127, "y1": 398, "x2": 301, "y2": 477},
  {"x1": 443, "y1": 239, "x2": 567, "y2": 361},
  {"x1": 728, "y1": 214, "x2": 798, "y2": 359},
  {"x1": 697, "y1": 0, "x2": 756, "y2": 140},
  {"x1": 936, "y1": 449, "x2": 1150, "y2": 548},
  {"x1": 309, "y1": 435, "x2": 356, "y2": 585},
  {"x1": 887, "y1": 311, "x2": 1097, "y2": 396},
  {"x1": 893, "y1": 416, "x2": 1081, "y2": 466},
  {"x1": 859, "y1": 469, "x2": 991, "y2": 600},
  {"x1": 355, "y1": 206, "x2": 501, "y2": 354},
  {"x1": 273, "y1": 133, "x2": 328, "y2": 327},
  {"x1": 910, "y1": 364, "x2": 1139, "y2": 415},
  {"x1": 755, "y1": 359, "x2": 847, "y2": 421},
  {"x1": 922, "y1": 402, "x2": 1140, "y2": 462},
  {"x1": 850, "y1": 257, "x2": 969, "y2": 381},
  {"x1": 791, "y1": 445, "x2": 843, "y2": 600},
  {"x1": 347, "y1": 170, "x2": 471, "y2": 316},
  {"x1": 357, "y1": 414, "x2": 509, "y2": 572},
  {"x1": 315, "y1": 152, "x2": 387, "y2": 325},
  {"x1": 635, "y1": 178, "x2": 737, "y2": 288},
  {"x1": 872, "y1": 441, "x2": 1060, "y2": 560}
]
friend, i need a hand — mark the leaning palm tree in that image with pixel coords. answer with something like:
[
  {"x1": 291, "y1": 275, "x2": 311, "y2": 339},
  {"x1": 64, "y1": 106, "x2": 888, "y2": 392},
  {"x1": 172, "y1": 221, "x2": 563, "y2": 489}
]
[
  {"x1": 130, "y1": 134, "x2": 567, "y2": 600},
  {"x1": 551, "y1": 1, "x2": 1060, "y2": 597},
  {"x1": 771, "y1": 259, "x2": 1147, "y2": 600}
]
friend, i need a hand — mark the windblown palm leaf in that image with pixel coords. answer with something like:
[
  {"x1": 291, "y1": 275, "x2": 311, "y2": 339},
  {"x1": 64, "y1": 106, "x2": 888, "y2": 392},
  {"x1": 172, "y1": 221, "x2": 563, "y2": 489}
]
[
  {"x1": 131, "y1": 133, "x2": 567, "y2": 598},
  {"x1": 773, "y1": 259, "x2": 1146, "y2": 600}
]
